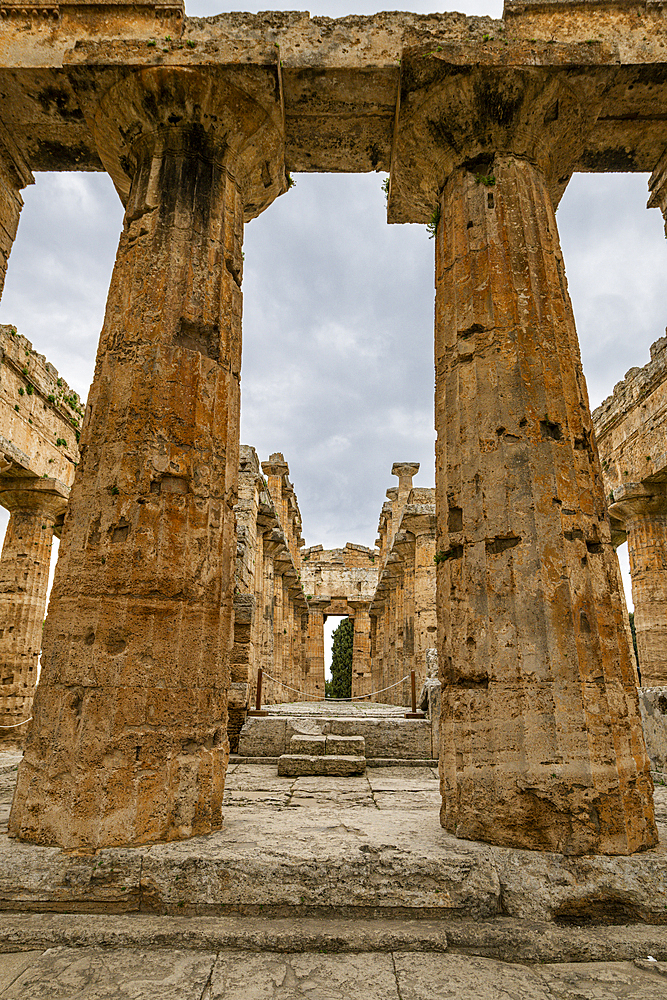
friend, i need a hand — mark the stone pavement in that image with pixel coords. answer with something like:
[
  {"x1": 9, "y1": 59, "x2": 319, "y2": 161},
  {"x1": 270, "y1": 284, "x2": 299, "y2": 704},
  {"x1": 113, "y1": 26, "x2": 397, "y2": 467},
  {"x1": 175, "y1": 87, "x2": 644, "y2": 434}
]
[
  {"x1": 1, "y1": 946, "x2": 667, "y2": 999},
  {"x1": 2, "y1": 753, "x2": 667, "y2": 996}
]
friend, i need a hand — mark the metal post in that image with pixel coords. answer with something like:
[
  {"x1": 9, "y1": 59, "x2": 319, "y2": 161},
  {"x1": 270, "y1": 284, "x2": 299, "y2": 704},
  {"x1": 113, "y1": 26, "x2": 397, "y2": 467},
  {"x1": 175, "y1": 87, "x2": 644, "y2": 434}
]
[
  {"x1": 405, "y1": 668, "x2": 425, "y2": 718},
  {"x1": 248, "y1": 667, "x2": 268, "y2": 717}
]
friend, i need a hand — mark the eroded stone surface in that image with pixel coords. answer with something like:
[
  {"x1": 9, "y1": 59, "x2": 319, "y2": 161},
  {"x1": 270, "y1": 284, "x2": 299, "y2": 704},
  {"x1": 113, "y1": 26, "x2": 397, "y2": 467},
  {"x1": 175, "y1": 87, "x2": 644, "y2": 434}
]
[{"x1": 0, "y1": 946, "x2": 216, "y2": 999}]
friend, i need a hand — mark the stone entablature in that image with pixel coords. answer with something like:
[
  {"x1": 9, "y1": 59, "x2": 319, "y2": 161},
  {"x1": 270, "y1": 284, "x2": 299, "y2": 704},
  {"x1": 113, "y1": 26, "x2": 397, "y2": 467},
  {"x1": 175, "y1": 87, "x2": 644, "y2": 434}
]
[{"x1": 300, "y1": 542, "x2": 378, "y2": 604}]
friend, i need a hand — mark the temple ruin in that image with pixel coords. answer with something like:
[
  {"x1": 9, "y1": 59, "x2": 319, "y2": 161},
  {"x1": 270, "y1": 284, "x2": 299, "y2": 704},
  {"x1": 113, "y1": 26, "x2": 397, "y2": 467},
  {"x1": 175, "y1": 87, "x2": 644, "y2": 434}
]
[{"x1": 0, "y1": 0, "x2": 666, "y2": 871}]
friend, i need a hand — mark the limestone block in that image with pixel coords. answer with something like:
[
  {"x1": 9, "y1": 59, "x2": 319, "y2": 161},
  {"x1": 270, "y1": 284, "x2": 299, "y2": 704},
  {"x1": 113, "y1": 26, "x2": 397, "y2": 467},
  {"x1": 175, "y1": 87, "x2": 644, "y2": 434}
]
[
  {"x1": 238, "y1": 717, "x2": 286, "y2": 757},
  {"x1": 639, "y1": 687, "x2": 667, "y2": 775},
  {"x1": 324, "y1": 718, "x2": 431, "y2": 759},
  {"x1": 210, "y1": 952, "x2": 398, "y2": 1000},
  {"x1": 290, "y1": 734, "x2": 326, "y2": 755},
  {"x1": 277, "y1": 755, "x2": 366, "y2": 777},
  {"x1": 326, "y1": 735, "x2": 365, "y2": 756},
  {"x1": 284, "y1": 718, "x2": 325, "y2": 746},
  {"x1": 1, "y1": 946, "x2": 216, "y2": 1000}
]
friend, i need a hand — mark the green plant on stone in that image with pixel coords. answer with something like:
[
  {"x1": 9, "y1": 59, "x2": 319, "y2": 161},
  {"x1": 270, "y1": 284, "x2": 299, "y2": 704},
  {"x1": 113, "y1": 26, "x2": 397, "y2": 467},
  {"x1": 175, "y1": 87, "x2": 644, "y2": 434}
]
[
  {"x1": 474, "y1": 173, "x2": 496, "y2": 187},
  {"x1": 426, "y1": 205, "x2": 441, "y2": 239}
]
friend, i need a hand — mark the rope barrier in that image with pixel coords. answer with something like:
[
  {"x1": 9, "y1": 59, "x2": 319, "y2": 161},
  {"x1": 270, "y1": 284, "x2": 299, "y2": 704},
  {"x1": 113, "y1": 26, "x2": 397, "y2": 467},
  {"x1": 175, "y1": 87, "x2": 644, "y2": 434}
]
[
  {"x1": 0, "y1": 717, "x2": 32, "y2": 729},
  {"x1": 261, "y1": 672, "x2": 411, "y2": 703}
]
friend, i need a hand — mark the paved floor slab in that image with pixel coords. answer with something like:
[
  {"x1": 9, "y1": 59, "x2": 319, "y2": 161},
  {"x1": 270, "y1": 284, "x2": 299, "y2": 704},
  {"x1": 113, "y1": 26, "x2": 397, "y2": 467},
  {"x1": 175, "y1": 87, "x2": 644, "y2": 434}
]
[
  {"x1": 209, "y1": 950, "x2": 400, "y2": 999},
  {"x1": 0, "y1": 947, "x2": 216, "y2": 1000},
  {"x1": 0, "y1": 953, "x2": 41, "y2": 993}
]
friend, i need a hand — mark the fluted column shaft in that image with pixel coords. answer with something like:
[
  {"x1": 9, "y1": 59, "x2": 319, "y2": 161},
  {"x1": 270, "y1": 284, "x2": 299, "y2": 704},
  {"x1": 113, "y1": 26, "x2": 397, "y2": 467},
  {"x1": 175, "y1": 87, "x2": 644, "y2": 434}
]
[
  {"x1": 10, "y1": 84, "x2": 259, "y2": 848},
  {"x1": 435, "y1": 154, "x2": 656, "y2": 855},
  {"x1": 611, "y1": 490, "x2": 667, "y2": 686},
  {"x1": 0, "y1": 483, "x2": 67, "y2": 734},
  {"x1": 350, "y1": 606, "x2": 372, "y2": 699},
  {"x1": 305, "y1": 607, "x2": 326, "y2": 700}
]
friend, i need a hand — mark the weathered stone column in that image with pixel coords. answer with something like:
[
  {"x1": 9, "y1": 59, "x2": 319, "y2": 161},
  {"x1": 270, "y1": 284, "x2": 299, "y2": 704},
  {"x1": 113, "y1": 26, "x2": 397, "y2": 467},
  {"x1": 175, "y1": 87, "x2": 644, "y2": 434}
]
[
  {"x1": 260, "y1": 532, "x2": 282, "y2": 706},
  {"x1": 349, "y1": 602, "x2": 372, "y2": 699},
  {"x1": 9, "y1": 67, "x2": 285, "y2": 848},
  {"x1": 435, "y1": 152, "x2": 656, "y2": 854},
  {"x1": 0, "y1": 479, "x2": 67, "y2": 735},
  {"x1": 395, "y1": 532, "x2": 415, "y2": 705},
  {"x1": 305, "y1": 603, "x2": 326, "y2": 700},
  {"x1": 0, "y1": 132, "x2": 33, "y2": 301},
  {"x1": 610, "y1": 487, "x2": 667, "y2": 686}
]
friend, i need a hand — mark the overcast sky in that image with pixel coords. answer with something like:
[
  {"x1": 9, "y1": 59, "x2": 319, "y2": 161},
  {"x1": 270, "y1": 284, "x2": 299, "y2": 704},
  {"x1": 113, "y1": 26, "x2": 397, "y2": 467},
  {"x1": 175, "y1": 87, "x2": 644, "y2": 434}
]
[{"x1": 1, "y1": 0, "x2": 667, "y2": 615}]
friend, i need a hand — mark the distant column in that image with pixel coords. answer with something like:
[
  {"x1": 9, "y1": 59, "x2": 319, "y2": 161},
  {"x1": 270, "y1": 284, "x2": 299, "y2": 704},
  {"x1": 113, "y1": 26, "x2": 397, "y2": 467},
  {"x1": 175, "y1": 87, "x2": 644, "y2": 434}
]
[
  {"x1": 0, "y1": 479, "x2": 67, "y2": 735},
  {"x1": 305, "y1": 603, "x2": 326, "y2": 701},
  {"x1": 349, "y1": 602, "x2": 372, "y2": 699},
  {"x1": 610, "y1": 487, "x2": 667, "y2": 686}
]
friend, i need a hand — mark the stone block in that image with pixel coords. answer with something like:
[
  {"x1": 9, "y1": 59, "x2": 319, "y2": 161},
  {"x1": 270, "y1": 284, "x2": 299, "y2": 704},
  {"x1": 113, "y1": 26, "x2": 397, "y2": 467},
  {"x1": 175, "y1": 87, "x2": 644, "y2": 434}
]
[
  {"x1": 639, "y1": 687, "x2": 667, "y2": 774},
  {"x1": 323, "y1": 718, "x2": 432, "y2": 759},
  {"x1": 277, "y1": 754, "x2": 366, "y2": 777},
  {"x1": 326, "y1": 735, "x2": 365, "y2": 756},
  {"x1": 290, "y1": 734, "x2": 326, "y2": 755},
  {"x1": 238, "y1": 717, "x2": 286, "y2": 757}
]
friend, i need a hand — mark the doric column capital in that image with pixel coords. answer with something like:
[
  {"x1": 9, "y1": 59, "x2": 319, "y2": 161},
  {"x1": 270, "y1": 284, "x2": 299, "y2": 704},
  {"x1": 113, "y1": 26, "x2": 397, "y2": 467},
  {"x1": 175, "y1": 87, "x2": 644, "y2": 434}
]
[
  {"x1": 648, "y1": 147, "x2": 667, "y2": 237},
  {"x1": 0, "y1": 476, "x2": 68, "y2": 520},
  {"x1": 392, "y1": 462, "x2": 419, "y2": 505},
  {"x1": 90, "y1": 66, "x2": 286, "y2": 222},
  {"x1": 389, "y1": 43, "x2": 614, "y2": 224},
  {"x1": 261, "y1": 453, "x2": 290, "y2": 480},
  {"x1": 609, "y1": 483, "x2": 667, "y2": 524}
]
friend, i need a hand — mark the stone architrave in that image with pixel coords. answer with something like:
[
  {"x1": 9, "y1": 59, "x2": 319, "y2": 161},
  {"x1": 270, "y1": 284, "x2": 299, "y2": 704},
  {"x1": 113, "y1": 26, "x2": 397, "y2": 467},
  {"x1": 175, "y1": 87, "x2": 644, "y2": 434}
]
[
  {"x1": 0, "y1": 479, "x2": 68, "y2": 735},
  {"x1": 9, "y1": 67, "x2": 286, "y2": 849},
  {"x1": 392, "y1": 57, "x2": 658, "y2": 854},
  {"x1": 610, "y1": 486, "x2": 667, "y2": 687}
]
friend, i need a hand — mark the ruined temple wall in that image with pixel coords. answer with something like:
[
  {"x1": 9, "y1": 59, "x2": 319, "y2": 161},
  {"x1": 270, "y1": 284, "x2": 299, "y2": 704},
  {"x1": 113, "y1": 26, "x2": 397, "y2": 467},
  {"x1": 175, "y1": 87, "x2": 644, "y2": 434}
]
[
  {"x1": 233, "y1": 448, "x2": 310, "y2": 718},
  {"x1": 0, "y1": 324, "x2": 83, "y2": 487},
  {"x1": 593, "y1": 335, "x2": 667, "y2": 497},
  {"x1": 0, "y1": 325, "x2": 84, "y2": 735},
  {"x1": 592, "y1": 334, "x2": 667, "y2": 695},
  {"x1": 369, "y1": 470, "x2": 436, "y2": 706}
]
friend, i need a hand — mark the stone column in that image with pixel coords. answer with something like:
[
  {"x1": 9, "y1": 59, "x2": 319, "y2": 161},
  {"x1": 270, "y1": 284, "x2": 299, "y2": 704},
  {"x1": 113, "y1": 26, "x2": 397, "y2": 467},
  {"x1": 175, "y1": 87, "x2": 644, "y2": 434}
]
[
  {"x1": 9, "y1": 68, "x2": 285, "y2": 849},
  {"x1": 0, "y1": 479, "x2": 67, "y2": 735},
  {"x1": 610, "y1": 487, "x2": 667, "y2": 687},
  {"x1": 413, "y1": 520, "x2": 437, "y2": 692},
  {"x1": 349, "y1": 602, "x2": 372, "y2": 699},
  {"x1": 260, "y1": 532, "x2": 282, "y2": 707},
  {"x1": 0, "y1": 131, "x2": 33, "y2": 301},
  {"x1": 435, "y1": 153, "x2": 656, "y2": 855},
  {"x1": 305, "y1": 603, "x2": 326, "y2": 700},
  {"x1": 395, "y1": 533, "x2": 415, "y2": 706},
  {"x1": 392, "y1": 462, "x2": 420, "y2": 509}
]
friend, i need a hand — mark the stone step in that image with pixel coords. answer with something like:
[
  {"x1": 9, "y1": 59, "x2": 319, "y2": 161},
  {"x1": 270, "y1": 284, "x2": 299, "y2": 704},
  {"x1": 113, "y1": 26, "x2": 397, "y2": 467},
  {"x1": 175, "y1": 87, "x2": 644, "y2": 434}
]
[
  {"x1": 239, "y1": 712, "x2": 433, "y2": 759},
  {"x1": 277, "y1": 754, "x2": 366, "y2": 777},
  {"x1": 1, "y1": 912, "x2": 667, "y2": 966},
  {"x1": 289, "y1": 734, "x2": 365, "y2": 757}
]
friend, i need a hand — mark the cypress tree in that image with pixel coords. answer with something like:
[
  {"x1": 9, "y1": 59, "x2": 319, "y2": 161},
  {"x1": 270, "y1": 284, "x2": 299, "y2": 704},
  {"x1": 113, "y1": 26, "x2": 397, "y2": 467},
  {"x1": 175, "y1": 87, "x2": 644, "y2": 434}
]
[{"x1": 329, "y1": 617, "x2": 353, "y2": 699}]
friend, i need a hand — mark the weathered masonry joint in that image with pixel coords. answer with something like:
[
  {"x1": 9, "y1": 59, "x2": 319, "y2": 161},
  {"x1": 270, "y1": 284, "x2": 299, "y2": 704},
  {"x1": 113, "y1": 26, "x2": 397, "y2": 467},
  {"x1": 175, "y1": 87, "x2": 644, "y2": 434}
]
[{"x1": 1, "y1": 0, "x2": 665, "y2": 856}]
